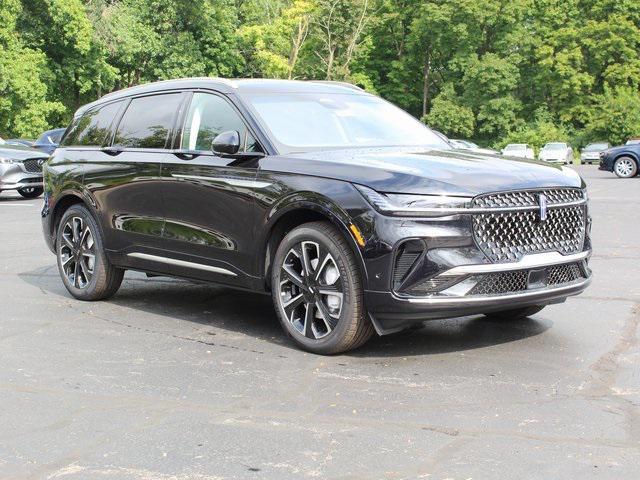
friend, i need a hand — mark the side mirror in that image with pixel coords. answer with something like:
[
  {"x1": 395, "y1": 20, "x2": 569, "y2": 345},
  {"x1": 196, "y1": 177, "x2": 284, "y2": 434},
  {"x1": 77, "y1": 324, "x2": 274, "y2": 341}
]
[{"x1": 212, "y1": 131, "x2": 241, "y2": 155}]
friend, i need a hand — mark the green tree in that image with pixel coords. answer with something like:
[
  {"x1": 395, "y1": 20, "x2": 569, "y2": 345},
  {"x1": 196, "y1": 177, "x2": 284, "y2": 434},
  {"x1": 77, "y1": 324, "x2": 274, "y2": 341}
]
[{"x1": 422, "y1": 84, "x2": 474, "y2": 137}]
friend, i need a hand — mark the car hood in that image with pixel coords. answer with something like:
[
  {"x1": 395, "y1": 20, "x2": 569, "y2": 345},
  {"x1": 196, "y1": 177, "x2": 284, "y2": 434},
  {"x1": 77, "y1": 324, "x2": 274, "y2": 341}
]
[
  {"x1": 0, "y1": 144, "x2": 49, "y2": 160},
  {"x1": 263, "y1": 147, "x2": 583, "y2": 196}
]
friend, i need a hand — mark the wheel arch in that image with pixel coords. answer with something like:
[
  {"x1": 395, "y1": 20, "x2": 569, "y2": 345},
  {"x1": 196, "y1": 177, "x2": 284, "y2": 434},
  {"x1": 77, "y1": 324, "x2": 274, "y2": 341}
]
[
  {"x1": 613, "y1": 151, "x2": 640, "y2": 165},
  {"x1": 49, "y1": 192, "x2": 89, "y2": 245},
  {"x1": 260, "y1": 195, "x2": 368, "y2": 292}
]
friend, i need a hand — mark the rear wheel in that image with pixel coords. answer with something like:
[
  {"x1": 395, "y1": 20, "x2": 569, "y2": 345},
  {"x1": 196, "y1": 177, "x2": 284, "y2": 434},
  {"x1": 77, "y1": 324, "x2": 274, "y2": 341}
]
[
  {"x1": 56, "y1": 204, "x2": 124, "y2": 301},
  {"x1": 484, "y1": 305, "x2": 545, "y2": 321},
  {"x1": 17, "y1": 187, "x2": 43, "y2": 198},
  {"x1": 614, "y1": 156, "x2": 638, "y2": 178},
  {"x1": 271, "y1": 221, "x2": 373, "y2": 354}
]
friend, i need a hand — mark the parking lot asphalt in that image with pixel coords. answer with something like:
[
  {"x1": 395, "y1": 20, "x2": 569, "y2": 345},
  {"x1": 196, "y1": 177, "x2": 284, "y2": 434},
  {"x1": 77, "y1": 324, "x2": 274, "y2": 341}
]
[{"x1": 1, "y1": 165, "x2": 639, "y2": 479}]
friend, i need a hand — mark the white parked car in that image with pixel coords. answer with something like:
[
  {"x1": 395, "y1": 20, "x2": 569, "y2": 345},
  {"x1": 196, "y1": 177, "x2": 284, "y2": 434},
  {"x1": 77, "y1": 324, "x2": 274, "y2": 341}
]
[
  {"x1": 451, "y1": 139, "x2": 499, "y2": 155},
  {"x1": 538, "y1": 142, "x2": 573, "y2": 164},
  {"x1": 580, "y1": 142, "x2": 610, "y2": 164},
  {"x1": 501, "y1": 143, "x2": 535, "y2": 159}
]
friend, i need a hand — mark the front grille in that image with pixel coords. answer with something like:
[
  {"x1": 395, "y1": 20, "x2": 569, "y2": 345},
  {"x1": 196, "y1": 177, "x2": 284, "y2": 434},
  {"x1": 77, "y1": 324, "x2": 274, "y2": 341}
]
[
  {"x1": 473, "y1": 188, "x2": 583, "y2": 208},
  {"x1": 469, "y1": 262, "x2": 585, "y2": 296},
  {"x1": 472, "y1": 189, "x2": 586, "y2": 263},
  {"x1": 23, "y1": 158, "x2": 43, "y2": 173}
]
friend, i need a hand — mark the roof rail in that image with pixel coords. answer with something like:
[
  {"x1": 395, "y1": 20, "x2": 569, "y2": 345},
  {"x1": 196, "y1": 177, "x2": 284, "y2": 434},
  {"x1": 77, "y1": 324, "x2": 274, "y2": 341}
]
[{"x1": 307, "y1": 80, "x2": 364, "y2": 91}]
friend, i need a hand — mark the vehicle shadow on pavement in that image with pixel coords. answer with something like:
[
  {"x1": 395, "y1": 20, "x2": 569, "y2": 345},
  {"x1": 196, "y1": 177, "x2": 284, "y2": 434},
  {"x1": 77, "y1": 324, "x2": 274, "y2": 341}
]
[{"x1": 20, "y1": 267, "x2": 551, "y2": 357}]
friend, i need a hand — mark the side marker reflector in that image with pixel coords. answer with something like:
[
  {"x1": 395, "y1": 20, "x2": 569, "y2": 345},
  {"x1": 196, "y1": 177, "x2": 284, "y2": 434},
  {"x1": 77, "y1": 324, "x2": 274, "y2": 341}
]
[{"x1": 349, "y1": 224, "x2": 366, "y2": 247}]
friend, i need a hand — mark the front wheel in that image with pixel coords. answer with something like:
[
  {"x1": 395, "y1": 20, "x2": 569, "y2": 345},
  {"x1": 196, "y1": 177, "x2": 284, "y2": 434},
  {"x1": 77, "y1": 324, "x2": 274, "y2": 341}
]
[
  {"x1": 56, "y1": 204, "x2": 124, "y2": 301},
  {"x1": 17, "y1": 187, "x2": 43, "y2": 198},
  {"x1": 484, "y1": 305, "x2": 545, "y2": 321},
  {"x1": 271, "y1": 221, "x2": 373, "y2": 354},
  {"x1": 614, "y1": 156, "x2": 638, "y2": 178}
]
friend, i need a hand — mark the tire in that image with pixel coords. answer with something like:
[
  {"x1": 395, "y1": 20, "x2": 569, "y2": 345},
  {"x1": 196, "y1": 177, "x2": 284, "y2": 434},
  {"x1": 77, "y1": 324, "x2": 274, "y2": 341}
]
[
  {"x1": 271, "y1": 221, "x2": 374, "y2": 354},
  {"x1": 614, "y1": 156, "x2": 638, "y2": 178},
  {"x1": 56, "y1": 204, "x2": 124, "y2": 301},
  {"x1": 484, "y1": 305, "x2": 545, "y2": 321},
  {"x1": 17, "y1": 187, "x2": 43, "y2": 198}
]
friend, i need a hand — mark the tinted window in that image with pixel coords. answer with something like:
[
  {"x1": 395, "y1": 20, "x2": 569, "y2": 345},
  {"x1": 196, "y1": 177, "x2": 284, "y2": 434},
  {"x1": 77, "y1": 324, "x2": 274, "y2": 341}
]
[
  {"x1": 114, "y1": 94, "x2": 182, "y2": 149},
  {"x1": 243, "y1": 92, "x2": 447, "y2": 153},
  {"x1": 181, "y1": 93, "x2": 260, "y2": 152},
  {"x1": 62, "y1": 102, "x2": 122, "y2": 147}
]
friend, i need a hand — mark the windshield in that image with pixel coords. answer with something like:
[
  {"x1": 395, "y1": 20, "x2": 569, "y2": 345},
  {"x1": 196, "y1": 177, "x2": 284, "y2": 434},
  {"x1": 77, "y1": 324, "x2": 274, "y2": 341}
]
[
  {"x1": 242, "y1": 93, "x2": 449, "y2": 153},
  {"x1": 585, "y1": 143, "x2": 608, "y2": 151},
  {"x1": 544, "y1": 143, "x2": 566, "y2": 150},
  {"x1": 0, "y1": 137, "x2": 5, "y2": 145},
  {"x1": 505, "y1": 144, "x2": 526, "y2": 150}
]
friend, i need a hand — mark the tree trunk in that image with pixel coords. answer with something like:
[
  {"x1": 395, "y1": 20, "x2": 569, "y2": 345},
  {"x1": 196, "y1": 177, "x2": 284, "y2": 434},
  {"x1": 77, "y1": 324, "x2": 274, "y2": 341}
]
[{"x1": 422, "y1": 50, "x2": 431, "y2": 117}]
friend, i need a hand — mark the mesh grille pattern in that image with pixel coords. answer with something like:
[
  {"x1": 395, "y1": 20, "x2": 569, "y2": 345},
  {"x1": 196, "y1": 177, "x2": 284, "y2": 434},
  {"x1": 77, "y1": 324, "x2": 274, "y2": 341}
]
[
  {"x1": 473, "y1": 202, "x2": 586, "y2": 263},
  {"x1": 408, "y1": 276, "x2": 455, "y2": 295},
  {"x1": 472, "y1": 188, "x2": 584, "y2": 209},
  {"x1": 392, "y1": 240, "x2": 423, "y2": 288},
  {"x1": 470, "y1": 270, "x2": 529, "y2": 295},
  {"x1": 23, "y1": 159, "x2": 43, "y2": 173},
  {"x1": 469, "y1": 262, "x2": 584, "y2": 296},
  {"x1": 548, "y1": 263, "x2": 582, "y2": 285}
]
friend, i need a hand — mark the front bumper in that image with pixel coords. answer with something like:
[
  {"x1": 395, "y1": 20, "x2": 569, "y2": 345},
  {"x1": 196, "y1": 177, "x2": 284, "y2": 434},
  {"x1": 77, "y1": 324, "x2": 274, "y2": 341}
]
[
  {"x1": 0, "y1": 163, "x2": 43, "y2": 191},
  {"x1": 366, "y1": 251, "x2": 592, "y2": 334}
]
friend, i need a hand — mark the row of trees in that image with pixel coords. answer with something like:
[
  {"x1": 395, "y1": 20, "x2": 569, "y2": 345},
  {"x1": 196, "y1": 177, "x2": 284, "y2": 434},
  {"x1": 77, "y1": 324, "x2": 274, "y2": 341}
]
[{"x1": 1, "y1": 0, "x2": 639, "y2": 149}]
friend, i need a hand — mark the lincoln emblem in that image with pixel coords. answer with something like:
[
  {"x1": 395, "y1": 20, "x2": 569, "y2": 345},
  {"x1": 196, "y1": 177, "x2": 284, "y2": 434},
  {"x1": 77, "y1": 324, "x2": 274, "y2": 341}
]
[{"x1": 538, "y1": 193, "x2": 548, "y2": 222}]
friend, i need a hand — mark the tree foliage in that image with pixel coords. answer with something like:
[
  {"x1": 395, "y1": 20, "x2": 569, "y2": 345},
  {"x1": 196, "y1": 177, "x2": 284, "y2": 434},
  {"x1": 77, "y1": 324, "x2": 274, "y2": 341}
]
[{"x1": 0, "y1": 0, "x2": 639, "y2": 148}]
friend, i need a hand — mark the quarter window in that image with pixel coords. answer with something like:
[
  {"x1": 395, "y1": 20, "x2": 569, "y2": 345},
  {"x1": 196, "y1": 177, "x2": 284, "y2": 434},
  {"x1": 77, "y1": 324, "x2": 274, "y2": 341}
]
[
  {"x1": 62, "y1": 101, "x2": 123, "y2": 147},
  {"x1": 181, "y1": 93, "x2": 260, "y2": 152},
  {"x1": 114, "y1": 94, "x2": 182, "y2": 149}
]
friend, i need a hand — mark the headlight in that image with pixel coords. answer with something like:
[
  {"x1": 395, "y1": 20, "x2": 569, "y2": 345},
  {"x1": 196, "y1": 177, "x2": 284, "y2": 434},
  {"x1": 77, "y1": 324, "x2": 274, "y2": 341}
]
[
  {"x1": 355, "y1": 185, "x2": 471, "y2": 217},
  {"x1": 0, "y1": 157, "x2": 14, "y2": 164}
]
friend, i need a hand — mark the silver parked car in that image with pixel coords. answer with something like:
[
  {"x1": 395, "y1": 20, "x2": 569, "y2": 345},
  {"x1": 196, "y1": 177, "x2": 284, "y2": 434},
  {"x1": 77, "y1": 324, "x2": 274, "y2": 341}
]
[
  {"x1": 0, "y1": 136, "x2": 48, "y2": 198},
  {"x1": 538, "y1": 142, "x2": 573, "y2": 164},
  {"x1": 501, "y1": 143, "x2": 535, "y2": 159},
  {"x1": 451, "y1": 139, "x2": 499, "y2": 155},
  {"x1": 580, "y1": 142, "x2": 610, "y2": 164}
]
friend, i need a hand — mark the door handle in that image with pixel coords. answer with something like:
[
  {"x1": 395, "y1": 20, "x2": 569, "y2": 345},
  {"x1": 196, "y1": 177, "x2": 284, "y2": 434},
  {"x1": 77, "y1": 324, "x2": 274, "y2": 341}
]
[
  {"x1": 101, "y1": 146, "x2": 124, "y2": 156},
  {"x1": 172, "y1": 149, "x2": 201, "y2": 160}
]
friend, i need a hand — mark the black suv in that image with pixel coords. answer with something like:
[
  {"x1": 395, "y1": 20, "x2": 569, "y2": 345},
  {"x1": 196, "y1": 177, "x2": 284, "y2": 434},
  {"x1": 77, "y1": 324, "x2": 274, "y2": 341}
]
[{"x1": 42, "y1": 79, "x2": 592, "y2": 354}]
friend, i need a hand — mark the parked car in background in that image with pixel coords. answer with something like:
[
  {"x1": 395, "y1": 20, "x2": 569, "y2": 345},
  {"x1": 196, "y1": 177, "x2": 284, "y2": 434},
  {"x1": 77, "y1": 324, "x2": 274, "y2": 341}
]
[
  {"x1": 625, "y1": 138, "x2": 640, "y2": 145},
  {"x1": 599, "y1": 142, "x2": 640, "y2": 178},
  {"x1": 538, "y1": 142, "x2": 573, "y2": 164},
  {"x1": 0, "y1": 136, "x2": 48, "y2": 198},
  {"x1": 451, "y1": 139, "x2": 499, "y2": 155},
  {"x1": 501, "y1": 143, "x2": 534, "y2": 159},
  {"x1": 6, "y1": 138, "x2": 35, "y2": 148},
  {"x1": 32, "y1": 128, "x2": 66, "y2": 155},
  {"x1": 42, "y1": 78, "x2": 591, "y2": 354},
  {"x1": 580, "y1": 142, "x2": 610, "y2": 164}
]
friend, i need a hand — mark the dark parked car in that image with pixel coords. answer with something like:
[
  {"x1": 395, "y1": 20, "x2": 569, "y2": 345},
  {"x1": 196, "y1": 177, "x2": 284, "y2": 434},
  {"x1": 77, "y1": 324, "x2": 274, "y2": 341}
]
[
  {"x1": 0, "y1": 136, "x2": 48, "y2": 198},
  {"x1": 599, "y1": 143, "x2": 640, "y2": 178},
  {"x1": 32, "y1": 128, "x2": 66, "y2": 155},
  {"x1": 41, "y1": 79, "x2": 592, "y2": 354}
]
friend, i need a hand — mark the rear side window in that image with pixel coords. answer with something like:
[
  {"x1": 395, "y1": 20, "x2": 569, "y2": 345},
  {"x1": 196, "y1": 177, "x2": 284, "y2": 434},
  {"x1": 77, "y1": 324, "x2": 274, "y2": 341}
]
[
  {"x1": 114, "y1": 94, "x2": 182, "y2": 149},
  {"x1": 62, "y1": 102, "x2": 122, "y2": 147}
]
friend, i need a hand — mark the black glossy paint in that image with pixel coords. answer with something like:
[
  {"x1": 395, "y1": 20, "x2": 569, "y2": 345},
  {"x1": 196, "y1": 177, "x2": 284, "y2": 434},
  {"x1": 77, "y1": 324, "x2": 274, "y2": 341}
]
[{"x1": 42, "y1": 78, "x2": 591, "y2": 333}]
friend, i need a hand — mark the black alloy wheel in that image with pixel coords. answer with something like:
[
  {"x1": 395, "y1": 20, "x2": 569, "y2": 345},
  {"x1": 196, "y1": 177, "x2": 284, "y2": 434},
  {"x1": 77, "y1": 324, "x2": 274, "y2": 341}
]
[
  {"x1": 272, "y1": 222, "x2": 373, "y2": 354},
  {"x1": 56, "y1": 204, "x2": 124, "y2": 300}
]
